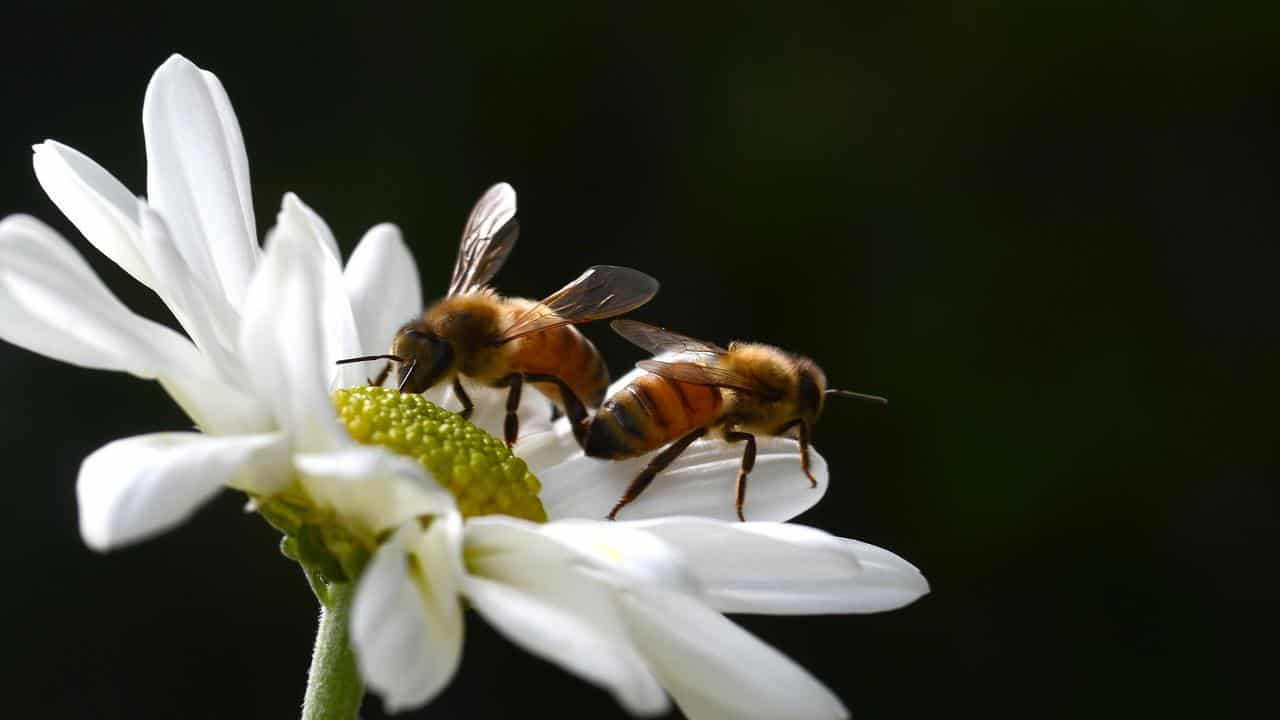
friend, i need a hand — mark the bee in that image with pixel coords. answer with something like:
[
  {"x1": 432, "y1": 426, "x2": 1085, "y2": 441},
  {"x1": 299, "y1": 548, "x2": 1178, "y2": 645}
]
[
  {"x1": 340, "y1": 183, "x2": 659, "y2": 446},
  {"x1": 586, "y1": 319, "x2": 887, "y2": 521}
]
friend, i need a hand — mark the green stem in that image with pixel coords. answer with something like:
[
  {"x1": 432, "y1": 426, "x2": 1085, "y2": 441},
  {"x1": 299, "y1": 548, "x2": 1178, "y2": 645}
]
[{"x1": 301, "y1": 581, "x2": 364, "y2": 720}]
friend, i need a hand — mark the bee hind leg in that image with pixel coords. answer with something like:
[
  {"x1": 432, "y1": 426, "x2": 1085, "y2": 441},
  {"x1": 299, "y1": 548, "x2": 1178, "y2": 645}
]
[
  {"x1": 724, "y1": 431, "x2": 757, "y2": 521},
  {"x1": 608, "y1": 427, "x2": 707, "y2": 520},
  {"x1": 523, "y1": 373, "x2": 590, "y2": 449}
]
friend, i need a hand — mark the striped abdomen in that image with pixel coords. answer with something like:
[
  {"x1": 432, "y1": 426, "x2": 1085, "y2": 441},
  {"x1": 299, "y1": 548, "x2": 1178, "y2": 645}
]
[
  {"x1": 584, "y1": 374, "x2": 724, "y2": 459},
  {"x1": 509, "y1": 324, "x2": 611, "y2": 408}
]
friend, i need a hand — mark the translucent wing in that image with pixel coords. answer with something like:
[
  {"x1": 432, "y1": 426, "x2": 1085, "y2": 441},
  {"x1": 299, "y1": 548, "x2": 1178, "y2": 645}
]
[
  {"x1": 498, "y1": 265, "x2": 660, "y2": 341},
  {"x1": 610, "y1": 319, "x2": 726, "y2": 356},
  {"x1": 447, "y1": 183, "x2": 519, "y2": 296},
  {"x1": 636, "y1": 359, "x2": 782, "y2": 399}
]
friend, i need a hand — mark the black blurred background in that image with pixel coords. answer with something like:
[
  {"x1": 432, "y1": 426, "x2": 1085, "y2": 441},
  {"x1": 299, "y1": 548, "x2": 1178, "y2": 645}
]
[{"x1": 1, "y1": 2, "x2": 1276, "y2": 718}]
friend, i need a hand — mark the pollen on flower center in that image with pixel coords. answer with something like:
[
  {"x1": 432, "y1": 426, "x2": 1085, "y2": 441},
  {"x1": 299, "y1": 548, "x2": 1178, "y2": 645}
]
[{"x1": 332, "y1": 386, "x2": 546, "y2": 522}]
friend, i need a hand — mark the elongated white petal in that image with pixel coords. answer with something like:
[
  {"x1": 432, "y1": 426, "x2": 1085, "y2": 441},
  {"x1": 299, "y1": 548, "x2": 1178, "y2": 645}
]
[
  {"x1": 465, "y1": 575, "x2": 670, "y2": 716},
  {"x1": 628, "y1": 518, "x2": 929, "y2": 614},
  {"x1": 240, "y1": 208, "x2": 347, "y2": 452},
  {"x1": 344, "y1": 223, "x2": 421, "y2": 355},
  {"x1": 77, "y1": 431, "x2": 288, "y2": 552},
  {"x1": 0, "y1": 215, "x2": 200, "y2": 377},
  {"x1": 617, "y1": 587, "x2": 848, "y2": 720},
  {"x1": 467, "y1": 517, "x2": 701, "y2": 596},
  {"x1": 31, "y1": 141, "x2": 152, "y2": 288},
  {"x1": 144, "y1": 54, "x2": 259, "y2": 308},
  {"x1": 137, "y1": 204, "x2": 245, "y2": 380},
  {"x1": 352, "y1": 518, "x2": 464, "y2": 713},
  {"x1": 462, "y1": 518, "x2": 671, "y2": 716},
  {"x1": 274, "y1": 194, "x2": 364, "y2": 388},
  {"x1": 294, "y1": 446, "x2": 455, "y2": 537},
  {"x1": 538, "y1": 435, "x2": 829, "y2": 523}
]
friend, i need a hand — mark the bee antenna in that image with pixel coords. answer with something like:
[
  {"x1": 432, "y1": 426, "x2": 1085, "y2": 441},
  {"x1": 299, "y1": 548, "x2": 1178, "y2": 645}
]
[
  {"x1": 336, "y1": 354, "x2": 405, "y2": 366},
  {"x1": 825, "y1": 389, "x2": 888, "y2": 405}
]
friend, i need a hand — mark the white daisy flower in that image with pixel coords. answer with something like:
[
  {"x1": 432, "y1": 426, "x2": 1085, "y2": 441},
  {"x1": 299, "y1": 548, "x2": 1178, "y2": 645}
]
[{"x1": 0, "y1": 53, "x2": 930, "y2": 720}]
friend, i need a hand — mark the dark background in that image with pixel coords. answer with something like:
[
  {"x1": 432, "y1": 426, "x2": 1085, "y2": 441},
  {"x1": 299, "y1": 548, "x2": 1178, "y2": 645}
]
[{"x1": 1, "y1": 2, "x2": 1275, "y2": 718}]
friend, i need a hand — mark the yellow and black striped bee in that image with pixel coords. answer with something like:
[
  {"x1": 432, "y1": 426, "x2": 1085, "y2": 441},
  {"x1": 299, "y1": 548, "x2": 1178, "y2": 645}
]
[
  {"x1": 341, "y1": 184, "x2": 658, "y2": 446},
  {"x1": 586, "y1": 319, "x2": 886, "y2": 520}
]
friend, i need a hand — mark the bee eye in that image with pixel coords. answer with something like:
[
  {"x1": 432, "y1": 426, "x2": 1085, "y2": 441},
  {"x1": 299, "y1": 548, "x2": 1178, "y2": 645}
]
[
  {"x1": 796, "y1": 370, "x2": 823, "y2": 415},
  {"x1": 393, "y1": 330, "x2": 454, "y2": 393}
]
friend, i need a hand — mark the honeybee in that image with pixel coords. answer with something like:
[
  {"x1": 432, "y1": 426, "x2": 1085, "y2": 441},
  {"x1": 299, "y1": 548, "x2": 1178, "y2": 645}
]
[
  {"x1": 586, "y1": 319, "x2": 887, "y2": 520},
  {"x1": 340, "y1": 183, "x2": 659, "y2": 446}
]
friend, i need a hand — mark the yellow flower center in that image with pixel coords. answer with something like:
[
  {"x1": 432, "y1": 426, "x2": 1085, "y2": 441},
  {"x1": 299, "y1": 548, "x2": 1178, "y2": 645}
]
[{"x1": 331, "y1": 386, "x2": 546, "y2": 522}]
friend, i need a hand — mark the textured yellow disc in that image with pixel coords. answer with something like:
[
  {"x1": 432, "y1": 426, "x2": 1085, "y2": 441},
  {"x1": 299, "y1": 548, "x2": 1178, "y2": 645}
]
[{"x1": 332, "y1": 386, "x2": 546, "y2": 522}]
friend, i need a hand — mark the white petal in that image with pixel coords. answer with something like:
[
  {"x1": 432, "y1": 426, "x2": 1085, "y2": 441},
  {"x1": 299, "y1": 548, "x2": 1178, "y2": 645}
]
[
  {"x1": 343, "y1": 223, "x2": 421, "y2": 354},
  {"x1": 77, "y1": 431, "x2": 288, "y2": 552},
  {"x1": 272, "y1": 194, "x2": 364, "y2": 388},
  {"x1": 538, "y1": 435, "x2": 829, "y2": 523},
  {"x1": 461, "y1": 518, "x2": 670, "y2": 716},
  {"x1": 143, "y1": 54, "x2": 259, "y2": 308},
  {"x1": 137, "y1": 204, "x2": 245, "y2": 380},
  {"x1": 467, "y1": 517, "x2": 701, "y2": 595},
  {"x1": 294, "y1": 446, "x2": 456, "y2": 537},
  {"x1": 465, "y1": 575, "x2": 669, "y2": 716},
  {"x1": 617, "y1": 587, "x2": 848, "y2": 720},
  {"x1": 157, "y1": 369, "x2": 276, "y2": 437},
  {"x1": 240, "y1": 208, "x2": 348, "y2": 452},
  {"x1": 628, "y1": 518, "x2": 929, "y2": 614},
  {"x1": 0, "y1": 215, "x2": 200, "y2": 378},
  {"x1": 31, "y1": 141, "x2": 152, "y2": 288},
  {"x1": 516, "y1": 417, "x2": 585, "y2": 476},
  {"x1": 352, "y1": 519, "x2": 464, "y2": 713}
]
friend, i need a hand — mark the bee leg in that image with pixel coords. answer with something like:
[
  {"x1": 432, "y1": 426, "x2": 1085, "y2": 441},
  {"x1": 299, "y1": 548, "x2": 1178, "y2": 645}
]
[
  {"x1": 453, "y1": 377, "x2": 474, "y2": 419},
  {"x1": 797, "y1": 421, "x2": 816, "y2": 488},
  {"x1": 523, "y1": 373, "x2": 590, "y2": 449},
  {"x1": 724, "y1": 431, "x2": 757, "y2": 521},
  {"x1": 494, "y1": 373, "x2": 523, "y2": 448},
  {"x1": 608, "y1": 427, "x2": 707, "y2": 520},
  {"x1": 370, "y1": 361, "x2": 392, "y2": 387},
  {"x1": 776, "y1": 419, "x2": 816, "y2": 488}
]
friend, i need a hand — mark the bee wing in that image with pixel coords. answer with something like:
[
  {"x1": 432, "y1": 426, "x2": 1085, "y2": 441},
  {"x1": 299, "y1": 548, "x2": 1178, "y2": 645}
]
[
  {"x1": 610, "y1": 318, "x2": 727, "y2": 355},
  {"x1": 498, "y1": 265, "x2": 660, "y2": 341},
  {"x1": 447, "y1": 183, "x2": 519, "y2": 296},
  {"x1": 636, "y1": 358, "x2": 781, "y2": 399}
]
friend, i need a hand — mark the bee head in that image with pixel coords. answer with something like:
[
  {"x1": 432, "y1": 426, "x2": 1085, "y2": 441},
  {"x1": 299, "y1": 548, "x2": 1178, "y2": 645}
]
[
  {"x1": 391, "y1": 328, "x2": 456, "y2": 393},
  {"x1": 793, "y1": 358, "x2": 829, "y2": 424}
]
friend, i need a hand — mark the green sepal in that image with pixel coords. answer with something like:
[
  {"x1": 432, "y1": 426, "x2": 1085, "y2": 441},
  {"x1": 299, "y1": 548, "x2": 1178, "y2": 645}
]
[
  {"x1": 280, "y1": 535, "x2": 300, "y2": 561},
  {"x1": 296, "y1": 524, "x2": 350, "y2": 583}
]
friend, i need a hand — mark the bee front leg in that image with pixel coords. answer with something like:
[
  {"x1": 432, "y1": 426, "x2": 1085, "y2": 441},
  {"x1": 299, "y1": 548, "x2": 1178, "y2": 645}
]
[
  {"x1": 370, "y1": 361, "x2": 392, "y2": 387},
  {"x1": 493, "y1": 373, "x2": 523, "y2": 448},
  {"x1": 608, "y1": 427, "x2": 707, "y2": 520},
  {"x1": 523, "y1": 373, "x2": 590, "y2": 449},
  {"x1": 724, "y1": 431, "x2": 757, "y2": 521},
  {"x1": 776, "y1": 418, "x2": 816, "y2": 488},
  {"x1": 453, "y1": 377, "x2": 474, "y2": 419},
  {"x1": 797, "y1": 421, "x2": 816, "y2": 488}
]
